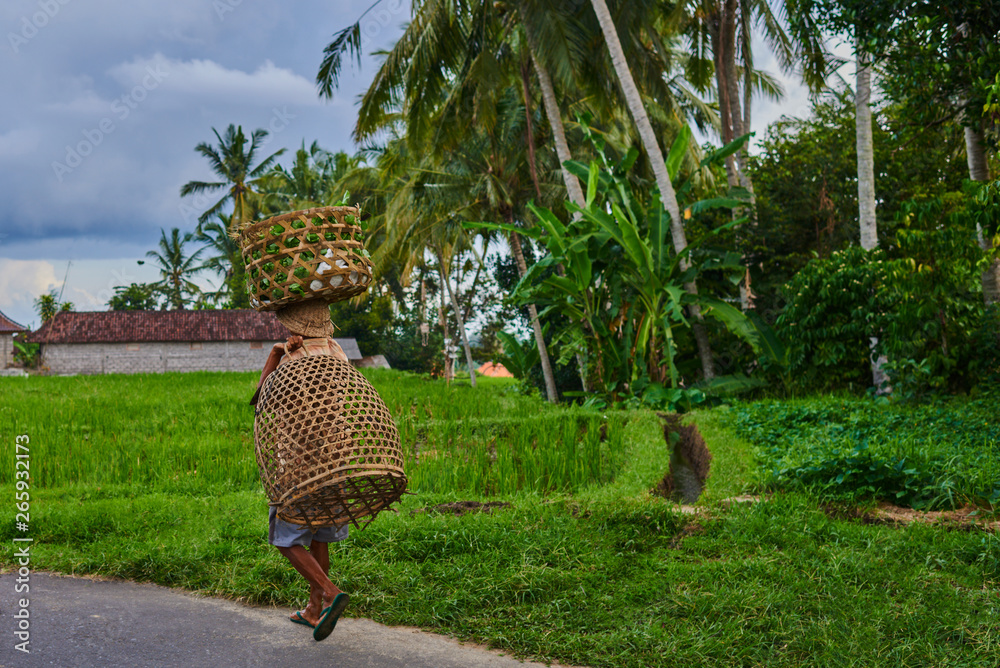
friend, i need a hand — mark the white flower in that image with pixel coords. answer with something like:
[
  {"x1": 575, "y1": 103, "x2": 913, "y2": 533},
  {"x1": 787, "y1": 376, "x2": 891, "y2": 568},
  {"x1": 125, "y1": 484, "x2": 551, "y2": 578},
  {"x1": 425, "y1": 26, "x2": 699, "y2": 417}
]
[
  {"x1": 316, "y1": 261, "x2": 331, "y2": 275},
  {"x1": 310, "y1": 280, "x2": 324, "y2": 291}
]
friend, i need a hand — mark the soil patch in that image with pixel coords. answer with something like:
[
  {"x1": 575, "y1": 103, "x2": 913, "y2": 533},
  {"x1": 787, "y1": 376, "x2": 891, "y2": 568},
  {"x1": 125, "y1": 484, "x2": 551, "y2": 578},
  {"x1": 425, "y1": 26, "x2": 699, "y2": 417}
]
[
  {"x1": 653, "y1": 414, "x2": 712, "y2": 503},
  {"x1": 412, "y1": 501, "x2": 513, "y2": 516},
  {"x1": 822, "y1": 501, "x2": 999, "y2": 531},
  {"x1": 667, "y1": 521, "x2": 706, "y2": 549}
]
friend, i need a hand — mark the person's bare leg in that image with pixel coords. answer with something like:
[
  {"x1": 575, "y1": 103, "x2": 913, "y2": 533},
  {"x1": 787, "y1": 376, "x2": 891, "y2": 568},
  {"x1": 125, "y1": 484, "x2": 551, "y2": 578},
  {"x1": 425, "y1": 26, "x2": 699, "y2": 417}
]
[
  {"x1": 310, "y1": 540, "x2": 330, "y2": 574},
  {"x1": 277, "y1": 545, "x2": 341, "y2": 626},
  {"x1": 304, "y1": 541, "x2": 333, "y2": 623}
]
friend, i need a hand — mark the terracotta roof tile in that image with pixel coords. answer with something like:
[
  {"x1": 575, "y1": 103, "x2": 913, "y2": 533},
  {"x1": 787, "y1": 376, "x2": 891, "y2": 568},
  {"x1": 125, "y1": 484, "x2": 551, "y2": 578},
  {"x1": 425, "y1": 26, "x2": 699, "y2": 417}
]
[
  {"x1": 27, "y1": 310, "x2": 290, "y2": 344},
  {"x1": 0, "y1": 309, "x2": 27, "y2": 334}
]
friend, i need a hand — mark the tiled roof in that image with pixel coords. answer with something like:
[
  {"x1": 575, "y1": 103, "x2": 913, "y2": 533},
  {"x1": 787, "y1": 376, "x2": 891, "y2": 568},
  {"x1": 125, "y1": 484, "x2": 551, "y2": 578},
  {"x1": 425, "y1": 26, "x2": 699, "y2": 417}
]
[
  {"x1": 28, "y1": 310, "x2": 290, "y2": 344},
  {"x1": 0, "y1": 309, "x2": 27, "y2": 333}
]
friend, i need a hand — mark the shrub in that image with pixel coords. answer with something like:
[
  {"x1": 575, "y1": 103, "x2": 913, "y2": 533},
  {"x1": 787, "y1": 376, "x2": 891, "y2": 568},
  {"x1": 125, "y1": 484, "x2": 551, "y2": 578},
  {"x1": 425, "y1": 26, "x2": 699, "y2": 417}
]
[{"x1": 776, "y1": 194, "x2": 990, "y2": 394}]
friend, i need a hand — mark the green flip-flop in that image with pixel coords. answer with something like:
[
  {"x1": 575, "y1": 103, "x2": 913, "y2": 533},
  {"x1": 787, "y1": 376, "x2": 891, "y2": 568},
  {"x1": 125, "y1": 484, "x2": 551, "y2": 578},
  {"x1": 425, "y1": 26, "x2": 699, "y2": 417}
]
[
  {"x1": 313, "y1": 593, "x2": 350, "y2": 641},
  {"x1": 290, "y1": 610, "x2": 315, "y2": 628}
]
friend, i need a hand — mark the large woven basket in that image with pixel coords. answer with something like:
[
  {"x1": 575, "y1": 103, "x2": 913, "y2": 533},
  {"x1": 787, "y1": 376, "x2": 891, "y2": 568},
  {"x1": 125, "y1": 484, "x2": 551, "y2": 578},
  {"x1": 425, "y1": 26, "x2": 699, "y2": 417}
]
[
  {"x1": 254, "y1": 354, "x2": 407, "y2": 528},
  {"x1": 241, "y1": 206, "x2": 374, "y2": 311}
]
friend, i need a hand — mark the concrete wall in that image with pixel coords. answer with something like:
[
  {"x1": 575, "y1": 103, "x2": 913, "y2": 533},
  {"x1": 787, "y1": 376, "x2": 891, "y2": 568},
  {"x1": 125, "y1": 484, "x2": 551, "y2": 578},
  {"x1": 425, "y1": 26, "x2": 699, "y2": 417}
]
[
  {"x1": 1, "y1": 334, "x2": 13, "y2": 367},
  {"x1": 40, "y1": 341, "x2": 284, "y2": 375}
]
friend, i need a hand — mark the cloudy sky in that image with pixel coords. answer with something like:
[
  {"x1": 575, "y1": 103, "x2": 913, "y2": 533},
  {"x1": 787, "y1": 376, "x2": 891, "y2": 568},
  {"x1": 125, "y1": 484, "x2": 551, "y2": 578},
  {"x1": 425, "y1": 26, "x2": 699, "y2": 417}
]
[{"x1": 0, "y1": 0, "x2": 841, "y2": 330}]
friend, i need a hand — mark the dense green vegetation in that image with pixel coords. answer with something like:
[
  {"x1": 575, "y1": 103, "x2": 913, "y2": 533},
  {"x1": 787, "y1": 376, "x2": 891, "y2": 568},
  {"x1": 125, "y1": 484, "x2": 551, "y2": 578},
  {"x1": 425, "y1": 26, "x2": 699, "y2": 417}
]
[
  {"x1": 2, "y1": 372, "x2": 997, "y2": 667},
  {"x1": 734, "y1": 393, "x2": 1000, "y2": 509},
  {"x1": 57, "y1": 0, "x2": 988, "y2": 405}
]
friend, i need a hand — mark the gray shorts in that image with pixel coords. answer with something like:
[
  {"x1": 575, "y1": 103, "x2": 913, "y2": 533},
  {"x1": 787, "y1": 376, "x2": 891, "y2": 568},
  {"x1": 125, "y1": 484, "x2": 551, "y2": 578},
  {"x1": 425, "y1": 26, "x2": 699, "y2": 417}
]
[{"x1": 268, "y1": 506, "x2": 349, "y2": 548}]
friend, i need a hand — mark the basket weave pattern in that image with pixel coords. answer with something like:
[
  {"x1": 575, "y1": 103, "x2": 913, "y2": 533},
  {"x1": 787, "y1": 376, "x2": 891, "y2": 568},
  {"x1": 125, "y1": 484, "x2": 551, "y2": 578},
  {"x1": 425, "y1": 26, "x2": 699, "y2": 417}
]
[
  {"x1": 254, "y1": 355, "x2": 407, "y2": 528},
  {"x1": 241, "y1": 206, "x2": 374, "y2": 310}
]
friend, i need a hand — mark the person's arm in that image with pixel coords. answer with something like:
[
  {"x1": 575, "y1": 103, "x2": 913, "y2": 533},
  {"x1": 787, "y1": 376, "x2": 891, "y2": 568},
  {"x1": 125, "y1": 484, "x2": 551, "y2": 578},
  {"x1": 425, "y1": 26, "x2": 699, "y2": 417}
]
[{"x1": 250, "y1": 336, "x2": 302, "y2": 406}]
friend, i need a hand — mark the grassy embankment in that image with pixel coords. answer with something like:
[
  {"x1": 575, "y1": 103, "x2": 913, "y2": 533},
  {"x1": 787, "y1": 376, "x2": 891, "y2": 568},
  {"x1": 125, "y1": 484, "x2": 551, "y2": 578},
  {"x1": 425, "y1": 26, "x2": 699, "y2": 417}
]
[{"x1": 1, "y1": 372, "x2": 997, "y2": 667}]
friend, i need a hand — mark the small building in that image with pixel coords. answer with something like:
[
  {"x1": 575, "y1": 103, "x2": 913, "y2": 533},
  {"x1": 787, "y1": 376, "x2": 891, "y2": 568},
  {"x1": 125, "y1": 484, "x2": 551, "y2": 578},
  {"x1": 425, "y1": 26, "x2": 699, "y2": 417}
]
[
  {"x1": 27, "y1": 310, "x2": 363, "y2": 376},
  {"x1": 477, "y1": 361, "x2": 513, "y2": 378},
  {"x1": 0, "y1": 309, "x2": 28, "y2": 367}
]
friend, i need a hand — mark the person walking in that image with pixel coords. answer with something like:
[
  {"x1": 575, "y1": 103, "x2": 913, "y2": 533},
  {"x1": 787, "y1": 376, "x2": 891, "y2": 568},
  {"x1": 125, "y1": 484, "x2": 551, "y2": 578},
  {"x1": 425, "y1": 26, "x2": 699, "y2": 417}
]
[{"x1": 252, "y1": 300, "x2": 351, "y2": 641}]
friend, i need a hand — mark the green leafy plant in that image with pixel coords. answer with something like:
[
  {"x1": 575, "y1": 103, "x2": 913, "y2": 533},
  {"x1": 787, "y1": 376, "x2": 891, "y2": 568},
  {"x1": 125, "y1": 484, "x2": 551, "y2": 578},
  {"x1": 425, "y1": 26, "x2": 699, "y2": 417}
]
[
  {"x1": 470, "y1": 126, "x2": 766, "y2": 409},
  {"x1": 108, "y1": 283, "x2": 161, "y2": 311},
  {"x1": 494, "y1": 330, "x2": 540, "y2": 381},
  {"x1": 736, "y1": 393, "x2": 1000, "y2": 509},
  {"x1": 12, "y1": 335, "x2": 39, "y2": 368},
  {"x1": 777, "y1": 189, "x2": 991, "y2": 394}
]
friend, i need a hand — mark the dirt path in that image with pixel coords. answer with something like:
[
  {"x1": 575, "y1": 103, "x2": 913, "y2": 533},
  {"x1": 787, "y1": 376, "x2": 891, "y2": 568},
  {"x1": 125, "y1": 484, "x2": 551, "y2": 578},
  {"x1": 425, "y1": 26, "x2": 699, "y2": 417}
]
[{"x1": 0, "y1": 573, "x2": 580, "y2": 668}]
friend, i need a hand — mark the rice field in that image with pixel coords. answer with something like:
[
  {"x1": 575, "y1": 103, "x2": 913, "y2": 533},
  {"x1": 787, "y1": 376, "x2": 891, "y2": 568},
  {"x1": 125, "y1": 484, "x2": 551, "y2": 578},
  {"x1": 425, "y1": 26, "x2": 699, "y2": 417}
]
[
  {"x1": 2, "y1": 372, "x2": 998, "y2": 668},
  {"x1": 0, "y1": 370, "x2": 627, "y2": 496}
]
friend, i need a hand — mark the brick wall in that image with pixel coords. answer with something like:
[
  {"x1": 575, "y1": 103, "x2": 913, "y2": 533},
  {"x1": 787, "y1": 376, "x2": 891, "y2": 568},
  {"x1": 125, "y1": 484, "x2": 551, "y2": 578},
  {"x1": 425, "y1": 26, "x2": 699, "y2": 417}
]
[{"x1": 41, "y1": 341, "x2": 283, "y2": 375}]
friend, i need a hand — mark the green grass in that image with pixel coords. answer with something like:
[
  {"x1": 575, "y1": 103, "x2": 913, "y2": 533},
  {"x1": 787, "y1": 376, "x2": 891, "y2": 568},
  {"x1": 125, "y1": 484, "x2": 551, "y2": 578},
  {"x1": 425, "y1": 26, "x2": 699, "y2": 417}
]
[
  {"x1": 0, "y1": 370, "x2": 622, "y2": 494},
  {"x1": 1, "y1": 373, "x2": 998, "y2": 667}
]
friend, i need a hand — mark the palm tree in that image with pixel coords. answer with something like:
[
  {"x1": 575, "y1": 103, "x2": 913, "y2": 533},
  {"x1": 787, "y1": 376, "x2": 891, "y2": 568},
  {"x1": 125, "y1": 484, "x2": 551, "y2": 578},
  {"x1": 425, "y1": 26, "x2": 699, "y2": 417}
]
[
  {"x1": 179, "y1": 125, "x2": 286, "y2": 233},
  {"x1": 196, "y1": 214, "x2": 248, "y2": 308},
  {"x1": 267, "y1": 142, "x2": 362, "y2": 212},
  {"x1": 146, "y1": 228, "x2": 207, "y2": 310},
  {"x1": 437, "y1": 87, "x2": 566, "y2": 400},
  {"x1": 856, "y1": 47, "x2": 877, "y2": 252},
  {"x1": 318, "y1": 1, "x2": 570, "y2": 398},
  {"x1": 672, "y1": 0, "x2": 830, "y2": 307},
  {"x1": 34, "y1": 292, "x2": 74, "y2": 323},
  {"x1": 854, "y1": 46, "x2": 887, "y2": 389},
  {"x1": 434, "y1": 241, "x2": 478, "y2": 388},
  {"x1": 387, "y1": 157, "x2": 483, "y2": 388},
  {"x1": 589, "y1": 0, "x2": 717, "y2": 378}
]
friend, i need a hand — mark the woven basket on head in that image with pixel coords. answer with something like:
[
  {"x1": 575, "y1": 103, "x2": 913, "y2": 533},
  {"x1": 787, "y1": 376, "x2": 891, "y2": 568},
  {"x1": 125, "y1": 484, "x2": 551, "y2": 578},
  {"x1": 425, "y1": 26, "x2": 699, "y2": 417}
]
[
  {"x1": 276, "y1": 300, "x2": 335, "y2": 338},
  {"x1": 254, "y1": 354, "x2": 407, "y2": 529},
  {"x1": 240, "y1": 206, "x2": 374, "y2": 311}
]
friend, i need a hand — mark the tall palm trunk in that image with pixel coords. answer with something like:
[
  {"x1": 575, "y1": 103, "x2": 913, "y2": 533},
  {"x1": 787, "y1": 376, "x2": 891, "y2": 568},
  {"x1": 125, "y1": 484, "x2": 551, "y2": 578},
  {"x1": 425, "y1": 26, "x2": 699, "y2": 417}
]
[
  {"x1": 508, "y1": 222, "x2": 559, "y2": 402},
  {"x1": 524, "y1": 35, "x2": 591, "y2": 391},
  {"x1": 715, "y1": 0, "x2": 756, "y2": 310},
  {"x1": 739, "y1": 3, "x2": 754, "y2": 192},
  {"x1": 855, "y1": 44, "x2": 886, "y2": 390},
  {"x1": 437, "y1": 248, "x2": 477, "y2": 388},
  {"x1": 857, "y1": 49, "x2": 877, "y2": 251},
  {"x1": 966, "y1": 123, "x2": 990, "y2": 181},
  {"x1": 521, "y1": 58, "x2": 544, "y2": 203},
  {"x1": 438, "y1": 272, "x2": 454, "y2": 382},
  {"x1": 715, "y1": 0, "x2": 740, "y2": 190},
  {"x1": 590, "y1": 0, "x2": 715, "y2": 379},
  {"x1": 516, "y1": 64, "x2": 561, "y2": 403},
  {"x1": 966, "y1": 122, "x2": 1000, "y2": 304},
  {"x1": 729, "y1": 2, "x2": 757, "y2": 311},
  {"x1": 526, "y1": 42, "x2": 587, "y2": 212}
]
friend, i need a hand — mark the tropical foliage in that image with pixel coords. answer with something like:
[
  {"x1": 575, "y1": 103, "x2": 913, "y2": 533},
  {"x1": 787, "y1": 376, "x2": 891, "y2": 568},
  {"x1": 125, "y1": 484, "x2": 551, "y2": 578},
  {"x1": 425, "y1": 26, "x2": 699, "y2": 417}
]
[
  {"x1": 144, "y1": 228, "x2": 207, "y2": 311},
  {"x1": 107, "y1": 283, "x2": 161, "y2": 311},
  {"x1": 179, "y1": 124, "x2": 286, "y2": 230},
  {"x1": 33, "y1": 291, "x2": 74, "y2": 323},
  {"x1": 132, "y1": 0, "x2": 997, "y2": 401}
]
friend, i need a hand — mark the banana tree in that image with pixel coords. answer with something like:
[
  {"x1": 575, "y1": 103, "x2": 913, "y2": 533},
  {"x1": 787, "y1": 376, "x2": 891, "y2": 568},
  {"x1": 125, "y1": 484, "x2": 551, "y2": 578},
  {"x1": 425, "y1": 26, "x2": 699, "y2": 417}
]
[{"x1": 472, "y1": 127, "x2": 764, "y2": 404}]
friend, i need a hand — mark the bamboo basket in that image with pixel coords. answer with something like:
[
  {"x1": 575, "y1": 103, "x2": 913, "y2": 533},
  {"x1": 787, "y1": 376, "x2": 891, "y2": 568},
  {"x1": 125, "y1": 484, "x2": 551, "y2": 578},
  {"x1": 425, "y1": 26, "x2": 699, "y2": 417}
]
[
  {"x1": 240, "y1": 206, "x2": 374, "y2": 311},
  {"x1": 254, "y1": 354, "x2": 407, "y2": 528}
]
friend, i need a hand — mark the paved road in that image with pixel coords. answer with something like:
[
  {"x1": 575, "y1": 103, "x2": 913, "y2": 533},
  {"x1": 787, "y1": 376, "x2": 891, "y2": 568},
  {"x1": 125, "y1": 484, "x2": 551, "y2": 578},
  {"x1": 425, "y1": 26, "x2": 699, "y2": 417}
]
[{"x1": 0, "y1": 573, "x2": 573, "y2": 668}]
